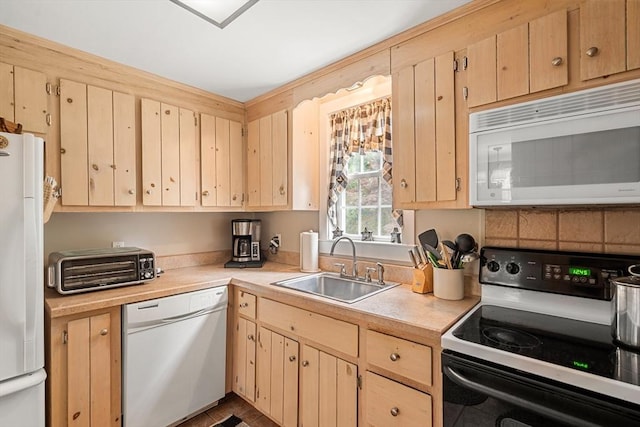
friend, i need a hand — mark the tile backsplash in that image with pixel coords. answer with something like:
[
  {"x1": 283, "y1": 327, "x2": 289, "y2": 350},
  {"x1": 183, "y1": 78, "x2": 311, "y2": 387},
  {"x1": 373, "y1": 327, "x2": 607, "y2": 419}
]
[{"x1": 485, "y1": 208, "x2": 640, "y2": 255}]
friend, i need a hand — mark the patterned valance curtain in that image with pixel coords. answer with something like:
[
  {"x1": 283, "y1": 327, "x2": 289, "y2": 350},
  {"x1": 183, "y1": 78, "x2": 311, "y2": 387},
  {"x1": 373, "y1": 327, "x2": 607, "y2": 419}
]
[{"x1": 327, "y1": 97, "x2": 403, "y2": 231}]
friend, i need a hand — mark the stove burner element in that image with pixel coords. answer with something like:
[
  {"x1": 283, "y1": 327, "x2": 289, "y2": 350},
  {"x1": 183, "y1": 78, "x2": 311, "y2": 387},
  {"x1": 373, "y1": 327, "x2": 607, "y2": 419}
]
[{"x1": 482, "y1": 327, "x2": 541, "y2": 351}]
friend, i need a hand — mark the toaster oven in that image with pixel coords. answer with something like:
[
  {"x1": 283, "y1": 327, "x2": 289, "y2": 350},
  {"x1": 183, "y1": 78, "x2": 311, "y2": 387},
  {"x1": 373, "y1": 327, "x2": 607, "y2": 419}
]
[{"x1": 47, "y1": 247, "x2": 156, "y2": 295}]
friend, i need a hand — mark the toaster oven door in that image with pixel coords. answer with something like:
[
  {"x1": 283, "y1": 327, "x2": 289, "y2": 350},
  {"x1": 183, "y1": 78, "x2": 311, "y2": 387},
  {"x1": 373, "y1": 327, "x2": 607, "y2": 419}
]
[{"x1": 60, "y1": 255, "x2": 139, "y2": 293}]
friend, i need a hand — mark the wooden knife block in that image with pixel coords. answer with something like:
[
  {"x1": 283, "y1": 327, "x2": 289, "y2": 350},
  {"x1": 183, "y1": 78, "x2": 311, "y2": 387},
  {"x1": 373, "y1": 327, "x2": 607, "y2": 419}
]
[{"x1": 412, "y1": 264, "x2": 434, "y2": 294}]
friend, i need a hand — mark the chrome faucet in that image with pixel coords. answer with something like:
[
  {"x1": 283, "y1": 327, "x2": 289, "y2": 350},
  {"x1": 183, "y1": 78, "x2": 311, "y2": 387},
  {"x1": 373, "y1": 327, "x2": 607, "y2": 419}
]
[{"x1": 329, "y1": 236, "x2": 358, "y2": 278}]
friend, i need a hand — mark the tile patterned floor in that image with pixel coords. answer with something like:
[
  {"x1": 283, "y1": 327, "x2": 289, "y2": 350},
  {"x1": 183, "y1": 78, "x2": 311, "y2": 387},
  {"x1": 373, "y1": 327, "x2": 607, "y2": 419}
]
[{"x1": 177, "y1": 393, "x2": 279, "y2": 427}]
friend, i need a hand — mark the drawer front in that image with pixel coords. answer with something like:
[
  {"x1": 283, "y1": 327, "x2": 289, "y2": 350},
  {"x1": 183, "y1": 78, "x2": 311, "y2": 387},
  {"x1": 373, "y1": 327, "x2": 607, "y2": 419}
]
[
  {"x1": 365, "y1": 372, "x2": 432, "y2": 427},
  {"x1": 366, "y1": 330, "x2": 432, "y2": 386},
  {"x1": 260, "y1": 298, "x2": 358, "y2": 357},
  {"x1": 237, "y1": 290, "x2": 257, "y2": 319}
]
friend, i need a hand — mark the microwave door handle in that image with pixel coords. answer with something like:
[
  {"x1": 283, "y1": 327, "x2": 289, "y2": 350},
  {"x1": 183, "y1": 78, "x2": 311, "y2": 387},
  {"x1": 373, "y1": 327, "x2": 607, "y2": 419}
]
[{"x1": 443, "y1": 365, "x2": 600, "y2": 427}]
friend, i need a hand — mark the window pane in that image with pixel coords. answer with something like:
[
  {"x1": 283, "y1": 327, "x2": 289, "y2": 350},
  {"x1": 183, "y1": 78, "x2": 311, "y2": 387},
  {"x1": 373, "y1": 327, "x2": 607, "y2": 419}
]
[
  {"x1": 345, "y1": 208, "x2": 359, "y2": 234},
  {"x1": 360, "y1": 177, "x2": 379, "y2": 207},
  {"x1": 361, "y1": 208, "x2": 378, "y2": 233},
  {"x1": 362, "y1": 151, "x2": 381, "y2": 172},
  {"x1": 345, "y1": 179, "x2": 358, "y2": 206},
  {"x1": 380, "y1": 178, "x2": 392, "y2": 204},
  {"x1": 380, "y1": 208, "x2": 396, "y2": 235},
  {"x1": 347, "y1": 153, "x2": 362, "y2": 174}
]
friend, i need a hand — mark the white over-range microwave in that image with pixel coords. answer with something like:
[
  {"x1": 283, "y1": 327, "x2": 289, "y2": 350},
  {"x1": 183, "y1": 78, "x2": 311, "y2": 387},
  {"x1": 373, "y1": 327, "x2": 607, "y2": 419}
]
[{"x1": 469, "y1": 78, "x2": 640, "y2": 207}]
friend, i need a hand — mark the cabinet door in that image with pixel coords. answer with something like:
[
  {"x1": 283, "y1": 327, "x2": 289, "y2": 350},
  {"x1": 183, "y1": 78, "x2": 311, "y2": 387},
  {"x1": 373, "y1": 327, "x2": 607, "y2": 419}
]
[
  {"x1": 161, "y1": 103, "x2": 180, "y2": 206},
  {"x1": 0, "y1": 62, "x2": 14, "y2": 121},
  {"x1": 580, "y1": 0, "x2": 626, "y2": 80},
  {"x1": 60, "y1": 79, "x2": 89, "y2": 206},
  {"x1": 48, "y1": 307, "x2": 121, "y2": 427},
  {"x1": 141, "y1": 98, "x2": 162, "y2": 205},
  {"x1": 257, "y1": 328, "x2": 299, "y2": 427},
  {"x1": 392, "y1": 66, "x2": 416, "y2": 205},
  {"x1": 113, "y1": 92, "x2": 136, "y2": 206},
  {"x1": 628, "y1": 0, "x2": 640, "y2": 71},
  {"x1": 466, "y1": 35, "x2": 497, "y2": 107},
  {"x1": 233, "y1": 317, "x2": 256, "y2": 402},
  {"x1": 259, "y1": 115, "x2": 273, "y2": 206},
  {"x1": 247, "y1": 118, "x2": 261, "y2": 208},
  {"x1": 414, "y1": 58, "x2": 436, "y2": 203},
  {"x1": 179, "y1": 108, "x2": 196, "y2": 206},
  {"x1": 497, "y1": 24, "x2": 529, "y2": 101},
  {"x1": 301, "y1": 345, "x2": 357, "y2": 427},
  {"x1": 271, "y1": 109, "x2": 288, "y2": 206},
  {"x1": 529, "y1": 9, "x2": 568, "y2": 93},
  {"x1": 434, "y1": 51, "x2": 456, "y2": 202},
  {"x1": 200, "y1": 113, "x2": 218, "y2": 206},
  {"x1": 292, "y1": 100, "x2": 320, "y2": 210},
  {"x1": 215, "y1": 117, "x2": 244, "y2": 207},
  {"x1": 87, "y1": 85, "x2": 114, "y2": 206},
  {"x1": 13, "y1": 66, "x2": 47, "y2": 133}
]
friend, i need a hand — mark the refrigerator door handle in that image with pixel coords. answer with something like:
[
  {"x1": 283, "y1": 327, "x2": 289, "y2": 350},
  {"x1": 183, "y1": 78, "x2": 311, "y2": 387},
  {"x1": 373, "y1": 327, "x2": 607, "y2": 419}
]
[{"x1": 0, "y1": 369, "x2": 47, "y2": 399}]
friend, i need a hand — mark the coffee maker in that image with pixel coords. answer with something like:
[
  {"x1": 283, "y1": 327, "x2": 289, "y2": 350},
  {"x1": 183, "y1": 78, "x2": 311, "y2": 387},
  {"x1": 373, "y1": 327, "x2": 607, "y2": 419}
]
[{"x1": 225, "y1": 219, "x2": 264, "y2": 268}]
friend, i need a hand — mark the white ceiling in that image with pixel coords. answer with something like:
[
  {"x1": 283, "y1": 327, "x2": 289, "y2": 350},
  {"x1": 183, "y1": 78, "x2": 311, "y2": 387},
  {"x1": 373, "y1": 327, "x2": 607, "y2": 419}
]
[{"x1": 0, "y1": 0, "x2": 472, "y2": 102}]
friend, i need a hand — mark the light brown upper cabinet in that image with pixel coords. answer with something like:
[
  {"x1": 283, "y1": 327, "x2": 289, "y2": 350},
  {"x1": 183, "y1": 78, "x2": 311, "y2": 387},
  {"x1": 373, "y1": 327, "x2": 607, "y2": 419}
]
[
  {"x1": 200, "y1": 114, "x2": 244, "y2": 207},
  {"x1": 247, "y1": 110, "x2": 288, "y2": 209},
  {"x1": 529, "y1": 9, "x2": 569, "y2": 92},
  {"x1": 393, "y1": 51, "x2": 457, "y2": 207},
  {"x1": 141, "y1": 98, "x2": 196, "y2": 207},
  {"x1": 59, "y1": 79, "x2": 136, "y2": 206},
  {"x1": 629, "y1": 0, "x2": 640, "y2": 71},
  {"x1": 580, "y1": 0, "x2": 626, "y2": 80},
  {"x1": 466, "y1": 9, "x2": 567, "y2": 107},
  {"x1": 0, "y1": 63, "x2": 48, "y2": 134},
  {"x1": 291, "y1": 100, "x2": 320, "y2": 210}
]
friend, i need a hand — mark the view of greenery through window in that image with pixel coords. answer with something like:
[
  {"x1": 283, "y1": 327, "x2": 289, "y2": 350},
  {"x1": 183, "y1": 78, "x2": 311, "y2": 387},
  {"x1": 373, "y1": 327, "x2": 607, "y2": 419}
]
[{"x1": 337, "y1": 151, "x2": 397, "y2": 239}]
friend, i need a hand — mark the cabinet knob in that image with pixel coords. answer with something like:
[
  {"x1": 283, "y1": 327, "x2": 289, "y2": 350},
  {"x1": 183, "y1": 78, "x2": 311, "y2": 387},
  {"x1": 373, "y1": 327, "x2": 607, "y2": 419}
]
[
  {"x1": 128, "y1": 189, "x2": 135, "y2": 195},
  {"x1": 551, "y1": 57, "x2": 563, "y2": 66},
  {"x1": 586, "y1": 46, "x2": 599, "y2": 57},
  {"x1": 289, "y1": 355, "x2": 297, "y2": 362},
  {"x1": 60, "y1": 148, "x2": 66, "y2": 154},
  {"x1": 302, "y1": 360, "x2": 309, "y2": 367},
  {"x1": 390, "y1": 407, "x2": 399, "y2": 417},
  {"x1": 400, "y1": 179, "x2": 408, "y2": 188},
  {"x1": 247, "y1": 334, "x2": 255, "y2": 341},
  {"x1": 100, "y1": 328, "x2": 108, "y2": 336},
  {"x1": 202, "y1": 190, "x2": 210, "y2": 197},
  {"x1": 390, "y1": 353, "x2": 400, "y2": 362},
  {"x1": 239, "y1": 302, "x2": 249, "y2": 308}
]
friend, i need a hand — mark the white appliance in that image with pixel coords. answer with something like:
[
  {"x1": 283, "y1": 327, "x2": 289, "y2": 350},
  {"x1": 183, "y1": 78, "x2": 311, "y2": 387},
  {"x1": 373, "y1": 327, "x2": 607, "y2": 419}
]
[
  {"x1": 122, "y1": 286, "x2": 228, "y2": 427},
  {"x1": 469, "y1": 78, "x2": 640, "y2": 206},
  {"x1": 0, "y1": 132, "x2": 46, "y2": 427}
]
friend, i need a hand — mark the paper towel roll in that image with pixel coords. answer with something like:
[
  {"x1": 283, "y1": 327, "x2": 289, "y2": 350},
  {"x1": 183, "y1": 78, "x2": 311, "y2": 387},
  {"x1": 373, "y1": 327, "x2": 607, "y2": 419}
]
[{"x1": 300, "y1": 231, "x2": 320, "y2": 272}]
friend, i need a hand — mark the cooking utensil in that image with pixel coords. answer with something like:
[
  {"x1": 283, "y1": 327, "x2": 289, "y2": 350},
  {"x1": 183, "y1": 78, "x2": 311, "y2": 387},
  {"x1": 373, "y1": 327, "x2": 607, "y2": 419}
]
[
  {"x1": 611, "y1": 264, "x2": 640, "y2": 349},
  {"x1": 408, "y1": 249, "x2": 419, "y2": 268},
  {"x1": 418, "y1": 229, "x2": 439, "y2": 252},
  {"x1": 453, "y1": 233, "x2": 477, "y2": 267},
  {"x1": 416, "y1": 245, "x2": 429, "y2": 267},
  {"x1": 422, "y1": 243, "x2": 442, "y2": 261},
  {"x1": 440, "y1": 242, "x2": 453, "y2": 269}
]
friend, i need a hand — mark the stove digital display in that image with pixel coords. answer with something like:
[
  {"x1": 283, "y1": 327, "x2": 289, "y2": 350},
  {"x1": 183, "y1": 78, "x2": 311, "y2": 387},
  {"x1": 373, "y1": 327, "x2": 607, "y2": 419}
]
[
  {"x1": 569, "y1": 267, "x2": 591, "y2": 276},
  {"x1": 572, "y1": 360, "x2": 590, "y2": 370}
]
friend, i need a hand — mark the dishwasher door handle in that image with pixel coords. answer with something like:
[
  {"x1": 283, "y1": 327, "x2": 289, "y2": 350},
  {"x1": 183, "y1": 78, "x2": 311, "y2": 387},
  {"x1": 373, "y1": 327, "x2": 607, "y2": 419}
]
[{"x1": 159, "y1": 306, "x2": 225, "y2": 324}]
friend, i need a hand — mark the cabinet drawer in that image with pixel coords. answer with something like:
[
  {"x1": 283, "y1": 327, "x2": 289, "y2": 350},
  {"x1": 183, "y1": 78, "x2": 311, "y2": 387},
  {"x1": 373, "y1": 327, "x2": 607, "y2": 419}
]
[
  {"x1": 366, "y1": 330, "x2": 432, "y2": 386},
  {"x1": 237, "y1": 290, "x2": 256, "y2": 319},
  {"x1": 260, "y1": 298, "x2": 358, "y2": 357},
  {"x1": 365, "y1": 372, "x2": 432, "y2": 427}
]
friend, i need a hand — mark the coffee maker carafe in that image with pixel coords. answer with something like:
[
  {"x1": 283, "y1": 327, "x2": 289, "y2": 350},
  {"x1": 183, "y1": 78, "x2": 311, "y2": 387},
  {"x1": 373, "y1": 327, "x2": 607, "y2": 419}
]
[{"x1": 225, "y1": 219, "x2": 264, "y2": 268}]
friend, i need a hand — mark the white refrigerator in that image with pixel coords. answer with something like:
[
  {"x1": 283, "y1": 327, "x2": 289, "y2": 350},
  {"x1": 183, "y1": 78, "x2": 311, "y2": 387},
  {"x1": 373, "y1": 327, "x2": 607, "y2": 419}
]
[{"x1": 0, "y1": 132, "x2": 46, "y2": 426}]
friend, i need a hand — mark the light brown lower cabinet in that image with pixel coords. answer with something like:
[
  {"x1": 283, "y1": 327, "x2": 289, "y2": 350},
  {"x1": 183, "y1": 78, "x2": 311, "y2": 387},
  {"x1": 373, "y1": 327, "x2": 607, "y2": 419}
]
[
  {"x1": 364, "y1": 371, "x2": 432, "y2": 427},
  {"x1": 46, "y1": 306, "x2": 121, "y2": 427},
  {"x1": 256, "y1": 327, "x2": 299, "y2": 427},
  {"x1": 233, "y1": 317, "x2": 257, "y2": 402},
  {"x1": 300, "y1": 344, "x2": 358, "y2": 427}
]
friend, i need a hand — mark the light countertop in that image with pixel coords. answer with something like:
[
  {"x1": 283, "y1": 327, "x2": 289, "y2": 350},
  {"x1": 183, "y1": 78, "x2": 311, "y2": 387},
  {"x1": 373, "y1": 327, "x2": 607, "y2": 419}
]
[{"x1": 45, "y1": 261, "x2": 479, "y2": 339}]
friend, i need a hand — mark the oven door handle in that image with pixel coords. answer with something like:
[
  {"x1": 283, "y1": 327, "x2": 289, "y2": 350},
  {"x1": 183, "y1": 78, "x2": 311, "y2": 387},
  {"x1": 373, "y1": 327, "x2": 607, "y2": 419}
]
[{"x1": 443, "y1": 364, "x2": 600, "y2": 427}]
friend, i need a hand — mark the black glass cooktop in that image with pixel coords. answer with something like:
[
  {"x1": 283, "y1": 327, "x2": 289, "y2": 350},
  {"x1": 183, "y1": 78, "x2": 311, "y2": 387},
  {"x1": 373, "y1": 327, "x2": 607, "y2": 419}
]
[{"x1": 452, "y1": 305, "x2": 639, "y2": 386}]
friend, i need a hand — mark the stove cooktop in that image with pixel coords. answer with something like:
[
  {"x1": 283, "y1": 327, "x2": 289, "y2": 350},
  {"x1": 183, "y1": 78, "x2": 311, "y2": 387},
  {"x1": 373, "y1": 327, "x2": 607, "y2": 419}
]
[{"x1": 451, "y1": 305, "x2": 639, "y2": 387}]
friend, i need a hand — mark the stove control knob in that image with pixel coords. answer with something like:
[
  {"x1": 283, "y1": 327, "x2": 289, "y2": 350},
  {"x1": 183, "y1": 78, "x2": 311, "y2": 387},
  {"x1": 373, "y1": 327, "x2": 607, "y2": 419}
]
[
  {"x1": 506, "y1": 262, "x2": 520, "y2": 275},
  {"x1": 487, "y1": 260, "x2": 500, "y2": 272}
]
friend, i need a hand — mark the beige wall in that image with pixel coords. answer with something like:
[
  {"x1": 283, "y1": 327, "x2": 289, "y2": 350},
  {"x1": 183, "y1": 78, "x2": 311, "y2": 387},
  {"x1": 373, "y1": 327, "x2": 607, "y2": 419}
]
[
  {"x1": 44, "y1": 211, "x2": 247, "y2": 257},
  {"x1": 485, "y1": 208, "x2": 640, "y2": 255},
  {"x1": 255, "y1": 211, "x2": 319, "y2": 252}
]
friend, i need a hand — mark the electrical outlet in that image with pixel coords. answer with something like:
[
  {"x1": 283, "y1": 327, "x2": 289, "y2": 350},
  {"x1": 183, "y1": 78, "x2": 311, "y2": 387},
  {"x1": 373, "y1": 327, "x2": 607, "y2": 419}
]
[{"x1": 112, "y1": 241, "x2": 125, "y2": 248}]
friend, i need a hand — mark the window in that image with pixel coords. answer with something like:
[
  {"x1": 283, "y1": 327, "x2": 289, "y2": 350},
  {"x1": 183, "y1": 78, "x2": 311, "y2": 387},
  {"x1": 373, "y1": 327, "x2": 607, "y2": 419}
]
[{"x1": 336, "y1": 150, "x2": 398, "y2": 240}]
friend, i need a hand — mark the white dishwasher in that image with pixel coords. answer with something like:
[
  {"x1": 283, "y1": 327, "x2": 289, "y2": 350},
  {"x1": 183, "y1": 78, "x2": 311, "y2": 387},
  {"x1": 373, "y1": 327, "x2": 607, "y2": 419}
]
[{"x1": 123, "y1": 286, "x2": 228, "y2": 427}]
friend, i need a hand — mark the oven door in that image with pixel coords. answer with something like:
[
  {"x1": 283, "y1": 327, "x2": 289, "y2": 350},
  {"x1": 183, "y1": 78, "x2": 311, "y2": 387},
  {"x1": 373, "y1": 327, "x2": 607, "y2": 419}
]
[{"x1": 442, "y1": 350, "x2": 640, "y2": 427}]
